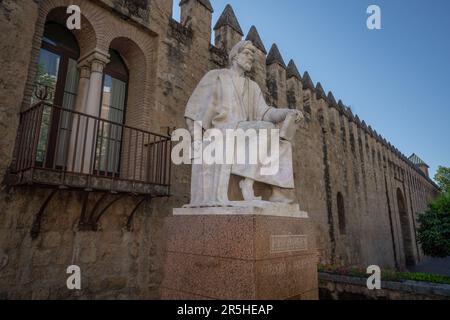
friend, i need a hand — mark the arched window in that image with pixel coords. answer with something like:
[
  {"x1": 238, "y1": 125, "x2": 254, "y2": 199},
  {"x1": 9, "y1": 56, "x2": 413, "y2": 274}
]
[
  {"x1": 95, "y1": 49, "x2": 129, "y2": 176},
  {"x1": 337, "y1": 192, "x2": 346, "y2": 235},
  {"x1": 35, "y1": 22, "x2": 80, "y2": 168}
]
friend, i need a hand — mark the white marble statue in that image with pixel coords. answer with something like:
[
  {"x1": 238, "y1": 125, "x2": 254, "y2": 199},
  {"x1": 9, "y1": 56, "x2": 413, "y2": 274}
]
[{"x1": 185, "y1": 40, "x2": 303, "y2": 206}]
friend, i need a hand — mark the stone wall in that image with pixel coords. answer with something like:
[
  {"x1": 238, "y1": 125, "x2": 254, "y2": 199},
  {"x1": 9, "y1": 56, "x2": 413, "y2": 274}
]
[
  {"x1": 0, "y1": 188, "x2": 172, "y2": 299},
  {"x1": 0, "y1": 0, "x2": 440, "y2": 299},
  {"x1": 0, "y1": 0, "x2": 39, "y2": 186},
  {"x1": 0, "y1": 0, "x2": 187, "y2": 299}
]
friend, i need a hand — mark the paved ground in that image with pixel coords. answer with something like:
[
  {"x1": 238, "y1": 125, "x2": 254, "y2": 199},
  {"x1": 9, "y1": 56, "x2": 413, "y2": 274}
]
[{"x1": 409, "y1": 257, "x2": 450, "y2": 276}]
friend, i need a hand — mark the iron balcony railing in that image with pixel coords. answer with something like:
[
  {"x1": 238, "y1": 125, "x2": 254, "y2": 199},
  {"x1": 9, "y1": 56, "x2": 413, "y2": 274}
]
[{"x1": 11, "y1": 102, "x2": 171, "y2": 195}]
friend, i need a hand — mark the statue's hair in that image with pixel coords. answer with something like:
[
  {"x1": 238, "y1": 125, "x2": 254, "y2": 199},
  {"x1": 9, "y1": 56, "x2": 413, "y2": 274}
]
[{"x1": 229, "y1": 40, "x2": 256, "y2": 65}]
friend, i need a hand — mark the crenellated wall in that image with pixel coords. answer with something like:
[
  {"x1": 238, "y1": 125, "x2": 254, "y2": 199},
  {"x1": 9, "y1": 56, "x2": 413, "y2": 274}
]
[
  {"x1": 161, "y1": 0, "x2": 437, "y2": 270},
  {"x1": 0, "y1": 0, "x2": 440, "y2": 299},
  {"x1": 193, "y1": 2, "x2": 440, "y2": 269}
]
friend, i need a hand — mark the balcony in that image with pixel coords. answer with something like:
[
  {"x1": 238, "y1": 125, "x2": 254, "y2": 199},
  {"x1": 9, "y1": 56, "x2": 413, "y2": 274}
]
[{"x1": 8, "y1": 101, "x2": 171, "y2": 197}]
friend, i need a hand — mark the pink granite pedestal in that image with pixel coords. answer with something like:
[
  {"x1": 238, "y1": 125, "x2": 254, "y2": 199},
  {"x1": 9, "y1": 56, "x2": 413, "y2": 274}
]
[{"x1": 160, "y1": 204, "x2": 319, "y2": 300}]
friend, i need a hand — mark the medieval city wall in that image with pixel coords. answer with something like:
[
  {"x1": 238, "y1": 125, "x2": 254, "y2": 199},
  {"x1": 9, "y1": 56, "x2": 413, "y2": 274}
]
[{"x1": 0, "y1": 0, "x2": 440, "y2": 299}]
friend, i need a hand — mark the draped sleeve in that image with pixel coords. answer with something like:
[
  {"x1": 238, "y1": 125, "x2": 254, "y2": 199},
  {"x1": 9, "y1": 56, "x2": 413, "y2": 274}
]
[
  {"x1": 250, "y1": 80, "x2": 272, "y2": 121},
  {"x1": 184, "y1": 70, "x2": 223, "y2": 131}
]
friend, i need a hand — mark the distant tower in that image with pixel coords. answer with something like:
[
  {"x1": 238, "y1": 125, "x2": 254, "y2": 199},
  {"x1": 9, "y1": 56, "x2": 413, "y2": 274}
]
[
  {"x1": 409, "y1": 153, "x2": 430, "y2": 177},
  {"x1": 286, "y1": 60, "x2": 302, "y2": 81},
  {"x1": 315, "y1": 82, "x2": 327, "y2": 102},
  {"x1": 246, "y1": 25, "x2": 267, "y2": 55},
  {"x1": 302, "y1": 71, "x2": 315, "y2": 115},
  {"x1": 266, "y1": 43, "x2": 287, "y2": 107},
  {"x1": 286, "y1": 59, "x2": 303, "y2": 110},
  {"x1": 327, "y1": 91, "x2": 338, "y2": 109},
  {"x1": 214, "y1": 4, "x2": 243, "y2": 53},
  {"x1": 180, "y1": 0, "x2": 214, "y2": 49},
  {"x1": 179, "y1": 0, "x2": 214, "y2": 106},
  {"x1": 245, "y1": 25, "x2": 267, "y2": 94},
  {"x1": 315, "y1": 82, "x2": 328, "y2": 125}
]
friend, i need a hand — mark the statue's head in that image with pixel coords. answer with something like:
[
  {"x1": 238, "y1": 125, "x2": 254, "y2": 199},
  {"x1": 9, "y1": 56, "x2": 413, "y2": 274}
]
[{"x1": 229, "y1": 40, "x2": 256, "y2": 72}]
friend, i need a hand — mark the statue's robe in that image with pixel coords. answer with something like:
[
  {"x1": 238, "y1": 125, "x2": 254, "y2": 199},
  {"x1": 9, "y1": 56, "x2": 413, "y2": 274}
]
[{"x1": 185, "y1": 69, "x2": 295, "y2": 205}]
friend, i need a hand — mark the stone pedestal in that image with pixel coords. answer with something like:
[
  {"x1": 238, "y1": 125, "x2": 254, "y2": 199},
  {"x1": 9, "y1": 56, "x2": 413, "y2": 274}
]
[{"x1": 161, "y1": 202, "x2": 319, "y2": 300}]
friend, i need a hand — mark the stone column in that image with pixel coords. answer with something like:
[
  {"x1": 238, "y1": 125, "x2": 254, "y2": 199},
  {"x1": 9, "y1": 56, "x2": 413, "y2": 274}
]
[
  {"x1": 82, "y1": 52, "x2": 109, "y2": 174},
  {"x1": 74, "y1": 64, "x2": 91, "y2": 112},
  {"x1": 67, "y1": 50, "x2": 110, "y2": 175},
  {"x1": 67, "y1": 63, "x2": 91, "y2": 172},
  {"x1": 83, "y1": 52, "x2": 109, "y2": 116}
]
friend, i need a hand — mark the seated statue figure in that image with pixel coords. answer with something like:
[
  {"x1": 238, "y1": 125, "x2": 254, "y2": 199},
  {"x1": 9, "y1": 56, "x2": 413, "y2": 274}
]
[{"x1": 185, "y1": 40, "x2": 303, "y2": 206}]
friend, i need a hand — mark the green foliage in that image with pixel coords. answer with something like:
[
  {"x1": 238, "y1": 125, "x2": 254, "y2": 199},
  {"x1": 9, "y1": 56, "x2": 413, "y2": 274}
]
[
  {"x1": 414, "y1": 166, "x2": 450, "y2": 258},
  {"x1": 318, "y1": 265, "x2": 450, "y2": 285},
  {"x1": 36, "y1": 63, "x2": 57, "y2": 89},
  {"x1": 31, "y1": 63, "x2": 57, "y2": 106},
  {"x1": 434, "y1": 166, "x2": 450, "y2": 194},
  {"x1": 395, "y1": 272, "x2": 450, "y2": 285},
  {"x1": 417, "y1": 192, "x2": 450, "y2": 258}
]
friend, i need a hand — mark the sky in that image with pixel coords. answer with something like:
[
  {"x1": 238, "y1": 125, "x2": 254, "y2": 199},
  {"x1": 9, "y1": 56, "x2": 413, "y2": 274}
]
[{"x1": 173, "y1": 0, "x2": 450, "y2": 180}]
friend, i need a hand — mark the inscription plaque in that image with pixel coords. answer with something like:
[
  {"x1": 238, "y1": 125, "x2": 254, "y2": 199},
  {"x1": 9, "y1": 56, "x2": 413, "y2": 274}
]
[{"x1": 270, "y1": 235, "x2": 308, "y2": 253}]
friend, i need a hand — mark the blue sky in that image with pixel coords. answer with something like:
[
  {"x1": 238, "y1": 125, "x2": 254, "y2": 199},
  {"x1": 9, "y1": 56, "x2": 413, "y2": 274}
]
[{"x1": 173, "y1": 0, "x2": 450, "y2": 179}]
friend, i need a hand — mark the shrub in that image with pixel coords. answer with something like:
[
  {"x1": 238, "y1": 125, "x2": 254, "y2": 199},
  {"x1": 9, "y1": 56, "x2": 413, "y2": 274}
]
[
  {"x1": 417, "y1": 192, "x2": 450, "y2": 258},
  {"x1": 318, "y1": 264, "x2": 450, "y2": 285}
]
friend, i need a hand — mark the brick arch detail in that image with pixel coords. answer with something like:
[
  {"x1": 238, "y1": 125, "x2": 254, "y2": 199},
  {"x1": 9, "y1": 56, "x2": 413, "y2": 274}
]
[
  {"x1": 108, "y1": 36, "x2": 153, "y2": 130},
  {"x1": 24, "y1": 0, "x2": 159, "y2": 132},
  {"x1": 22, "y1": 0, "x2": 103, "y2": 110},
  {"x1": 104, "y1": 29, "x2": 157, "y2": 131}
]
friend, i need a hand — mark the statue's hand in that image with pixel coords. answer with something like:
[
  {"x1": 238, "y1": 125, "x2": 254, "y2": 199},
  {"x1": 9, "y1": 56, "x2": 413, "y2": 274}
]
[
  {"x1": 264, "y1": 108, "x2": 304, "y2": 124},
  {"x1": 289, "y1": 110, "x2": 304, "y2": 123}
]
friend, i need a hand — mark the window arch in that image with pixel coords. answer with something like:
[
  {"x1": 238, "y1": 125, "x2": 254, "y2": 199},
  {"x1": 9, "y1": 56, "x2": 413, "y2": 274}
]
[
  {"x1": 337, "y1": 192, "x2": 346, "y2": 235},
  {"x1": 100, "y1": 49, "x2": 129, "y2": 125},
  {"x1": 34, "y1": 22, "x2": 80, "y2": 105},
  {"x1": 35, "y1": 21, "x2": 81, "y2": 168},
  {"x1": 95, "y1": 49, "x2": 129, "y2": 176}
]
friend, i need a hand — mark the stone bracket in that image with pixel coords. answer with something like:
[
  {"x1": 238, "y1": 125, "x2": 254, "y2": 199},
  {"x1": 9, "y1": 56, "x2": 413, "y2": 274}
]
[
  {"x1": 126, "y1": 196, "x2": 149, "y2": 231},
  {"x1": 30, "y1": 189, "x2": 59, "y2": 240},
  {"x1": 125, "y1": 195, "x2": 171, "y2": 231},
  {"x1": 30, "y1": 190, "x2": 166, "y2": 236},
  {"x1": 78, "y1": 192, "x2": 125, "y2": 231}
]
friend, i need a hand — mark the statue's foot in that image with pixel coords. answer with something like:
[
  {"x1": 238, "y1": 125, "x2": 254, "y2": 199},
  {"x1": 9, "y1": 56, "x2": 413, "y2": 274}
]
[
  {"x1": 239, "y1": 178, "x2": 262, "y2": 201},
  {"x1": 269, "y1": 187, "x2": 295, "y2": 204}
]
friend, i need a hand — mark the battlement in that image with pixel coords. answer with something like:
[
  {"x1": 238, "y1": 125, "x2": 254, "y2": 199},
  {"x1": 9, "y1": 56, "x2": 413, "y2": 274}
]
[{"x1": 170, "y1": 1, "x2": 437, "y2": 190}]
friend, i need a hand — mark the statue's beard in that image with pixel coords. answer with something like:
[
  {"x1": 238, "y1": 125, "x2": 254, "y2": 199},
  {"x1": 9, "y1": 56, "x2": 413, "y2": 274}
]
[
  {"x1": 236, "y1": 60, "x2": 252, "y2": 72},
  {"x1": 241, "y1": 63, "x2": 252, "y2": 72}
]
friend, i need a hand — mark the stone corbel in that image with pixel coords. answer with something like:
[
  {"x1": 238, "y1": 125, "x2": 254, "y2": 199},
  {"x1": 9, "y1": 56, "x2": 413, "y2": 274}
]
[
  {"x1": 78, "y1": 49, "x2": 110, "y2": 74},
  {"x1": 77, "y1": 62, "x2": 91, "y2": 79}
]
